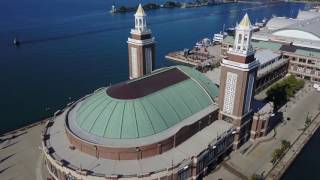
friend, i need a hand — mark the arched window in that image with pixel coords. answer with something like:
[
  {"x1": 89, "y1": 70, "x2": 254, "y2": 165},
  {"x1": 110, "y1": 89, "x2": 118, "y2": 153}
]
[
  {"x1": 238, "y1": 34, "x2": 242, "y2": 44},
  {"x1": 139, "y1": 19, "x2": 142, "y2": 26},
  {"x1": 244, "y1": 34, "x2": 248, "y2": 44}
]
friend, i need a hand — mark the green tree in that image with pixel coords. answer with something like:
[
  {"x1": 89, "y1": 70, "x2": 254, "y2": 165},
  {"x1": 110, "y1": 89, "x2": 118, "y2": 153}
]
[
  {"x1": 281, "y1": 140, "x2": 291, "y2": 150},
  {"x1": 305, "y1": 114, "x2": 311, "y2": 129},
  {"x1": 266, "y1": 75, "x2": 304, "y2": 108},
  {"x1": 251, "y1": 174, "x2": 262, "y2": 180},
  {"x1": 271, "y1": 148, "x2": 283, "y2": 163}
]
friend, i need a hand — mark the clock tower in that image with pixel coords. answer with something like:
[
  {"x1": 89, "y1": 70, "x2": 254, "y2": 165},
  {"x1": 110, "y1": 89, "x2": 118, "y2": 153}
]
[
  {"x1": 127, "y1": 4, "x2": 156, "y2": 79},
  {"x1": 218, "y1": 14, "x2": 259, "y2": 148}
]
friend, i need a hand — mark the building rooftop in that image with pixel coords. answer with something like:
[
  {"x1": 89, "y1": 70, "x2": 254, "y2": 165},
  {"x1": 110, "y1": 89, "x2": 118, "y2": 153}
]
[
  {"x1": 266, "y1": 17, "x2": 298, "y2": 30},
  {"x1": 68, "y1": 66, "x2": 219, "y2": 144},
  {"x1": 255, "y1": 49, "x2": 281, "y2": 66},
  {"x1": 47, "y1": 109, "x2": 233, "y2": 177},
  {"x1": 297, "y1": 10, "x2": 320, "y2": 20},
  {"x1": 224, "y1": 36, "x2": 282, "y2": 51},
  {"x1": 253, "y1": 10, "x2": 320, "y2": 50},
  {"x1": 224, "y1": 36, "x2": 320, "y2": 58}
]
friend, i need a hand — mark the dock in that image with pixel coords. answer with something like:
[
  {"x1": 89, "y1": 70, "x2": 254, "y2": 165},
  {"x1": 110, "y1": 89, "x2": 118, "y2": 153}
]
[{"x1": 165, "y1": 44, "x2": 222, "y2": 67}]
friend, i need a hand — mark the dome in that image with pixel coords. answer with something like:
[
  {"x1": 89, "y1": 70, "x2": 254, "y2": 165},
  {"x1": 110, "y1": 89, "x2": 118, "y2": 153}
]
[{"x1": 67, "y1": 66, "x2": 219, "y2": 141}]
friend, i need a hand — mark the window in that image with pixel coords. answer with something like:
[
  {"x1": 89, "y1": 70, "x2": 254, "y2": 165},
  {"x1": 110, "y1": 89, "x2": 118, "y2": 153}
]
[
  {"x1": 308, "y1": 60, "x2": 315, "y2": 65},
  {"x1": 244, "y1": 35, "x2": 248, "y2": 45},
  {"x1": 238, "y1": 34, "x2": 242, "y2": 44},
  {"x1": 197, "y1": 159, "x2": 205, "y2": 173},
  {"x1": 261, "y1": 121, "x2": 265, "y2": 129},
  {"x1": 131, "y1": 47, "x2": 138, "y2": 78},
  {"x1": 299, "y1": 58, "x2": 306, "y2": 63},
  {"x1": 145, "y1": 48, "x2": 152, "y2": 74},
  {"x1": 178, "y1": 168, "x2": 189, "y2": 180},
  {"x1": 65, "y1": 174, "x2": 77, "y2": 180},
  {"x1": 244, "y1": 73, "x2": 254, "y2": 113}
]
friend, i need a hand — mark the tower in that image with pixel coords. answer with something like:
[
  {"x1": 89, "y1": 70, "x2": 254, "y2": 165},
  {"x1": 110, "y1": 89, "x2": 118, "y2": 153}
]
[
  {"x1": 127, "y1": 4, "x2": 156, "y2": 79},
  {"x1": 218, "y1": 14, "x2": 259, "y2": 148}
]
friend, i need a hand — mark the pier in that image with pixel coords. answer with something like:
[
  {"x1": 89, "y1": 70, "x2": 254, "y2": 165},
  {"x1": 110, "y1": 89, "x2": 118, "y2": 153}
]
[{"x1": 165, "y1": 44, "x2": 222, "y2": 68}]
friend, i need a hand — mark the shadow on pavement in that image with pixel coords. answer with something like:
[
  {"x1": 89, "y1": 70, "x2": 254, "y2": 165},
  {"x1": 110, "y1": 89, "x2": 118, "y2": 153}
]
[{"x1": 0, "y1": 153, "x2": 16, "y2": 164}]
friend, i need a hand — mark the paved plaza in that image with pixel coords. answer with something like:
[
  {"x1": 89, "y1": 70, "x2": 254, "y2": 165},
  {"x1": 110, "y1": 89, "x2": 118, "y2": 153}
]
[
  {"x1": 0, "y1": 122, "x2": 47, "y2": 180},
  {"x1": 205, "y1": 85, "x2": 320, "y2": 180}
]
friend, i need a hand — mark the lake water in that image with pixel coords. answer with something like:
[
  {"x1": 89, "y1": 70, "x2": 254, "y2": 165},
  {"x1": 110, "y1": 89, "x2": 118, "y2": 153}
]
[{"x1": 0, "y1": 0, "x2": 307, "y2": 133}]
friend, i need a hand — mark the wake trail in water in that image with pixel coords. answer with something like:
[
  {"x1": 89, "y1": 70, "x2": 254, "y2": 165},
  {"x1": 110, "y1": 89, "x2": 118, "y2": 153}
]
[{"x1": 19, "y1": 4, "x2": 270, "y2": 45}]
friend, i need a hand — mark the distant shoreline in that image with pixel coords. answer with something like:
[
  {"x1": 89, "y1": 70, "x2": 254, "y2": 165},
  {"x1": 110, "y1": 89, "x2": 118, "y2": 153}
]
[{"x1": 110, "y1": 1, "x2": 237, "y2": 14}]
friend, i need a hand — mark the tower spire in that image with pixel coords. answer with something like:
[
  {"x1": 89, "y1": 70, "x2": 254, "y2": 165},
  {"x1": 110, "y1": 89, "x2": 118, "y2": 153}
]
[
  {"x1": 232, "y1": 13, "x2": 254, "y2": 57},
  {"x1": 134, "y1": 4, "x2": 148, "y2": 33},
  {"x1": 135, "y1": 4, "x2": 146, "y2": 16},
  {"x1": 239, "y1": 13, "x2": 251, "y2": 29}
]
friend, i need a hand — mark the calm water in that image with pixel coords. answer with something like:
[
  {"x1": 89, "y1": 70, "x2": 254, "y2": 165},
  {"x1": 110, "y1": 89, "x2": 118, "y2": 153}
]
[
  {"x1": 0, "y1": 0, "x2": 306, "y2": 133},
  {"x1": 281, "y1": 128, "x2": 320, "y2": 180}
]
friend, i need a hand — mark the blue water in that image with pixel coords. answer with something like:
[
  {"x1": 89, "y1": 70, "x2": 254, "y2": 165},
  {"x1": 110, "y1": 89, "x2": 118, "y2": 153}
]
[
  {"x1": 0, "y1": 0, "x2": 307, "y2": 134},
  {"x1": 281, "y1": 128, "x2": 320, "y2": 180}
]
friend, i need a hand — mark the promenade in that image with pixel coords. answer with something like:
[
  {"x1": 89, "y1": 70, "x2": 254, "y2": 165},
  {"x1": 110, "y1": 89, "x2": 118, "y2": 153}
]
[
  {"x1": 205, "y1": 85, "x2": 320, "y2": 180},
  {"x1": 0, "y1": 122, "x2": 47, "y2": 180}
]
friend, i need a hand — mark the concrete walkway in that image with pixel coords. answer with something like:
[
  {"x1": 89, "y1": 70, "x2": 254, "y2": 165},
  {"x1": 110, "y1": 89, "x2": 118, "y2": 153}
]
[
  {"x1": 0, "y1": 123, "x2": 46, "y2": 180},
  {"x1": 205, "y1": 86, "x2": 320, "y2": 179}
]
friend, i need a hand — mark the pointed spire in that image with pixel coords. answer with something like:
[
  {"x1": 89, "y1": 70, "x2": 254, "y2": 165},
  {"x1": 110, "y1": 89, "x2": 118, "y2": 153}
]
[
  {"x1": 239, "y1": 13, "x2": 251, "y2": 28},
  {"x1": 135, "y1": 4, "x2": 146, "y2": 16}
]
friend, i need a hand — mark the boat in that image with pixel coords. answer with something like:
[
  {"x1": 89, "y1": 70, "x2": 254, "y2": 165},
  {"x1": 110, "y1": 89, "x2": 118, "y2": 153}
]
[
  {"x1": 110, "y1": 5, "x2": 116, "y2": 13},
  {"x1": 226, "y1": 27, "x2": 235, "y2": 35},
  {"x1": 255, "y1": 17, "x2": 268, "y2": 27},
  {"x1": 252, "y1": 25, "x2": 260, "y2": 32},
  {"x1": 262, "y1": 17, "x2": 267, "y2": 24},
  {"x1": 13, "y1": 37, "x2": 20, "y2": 46},
  {"x1": 213, "y1": 32, "x2": 226, "y2": 44},
  {"x1": 195, "y1": 41, "x2": 204, "y2": 48}
]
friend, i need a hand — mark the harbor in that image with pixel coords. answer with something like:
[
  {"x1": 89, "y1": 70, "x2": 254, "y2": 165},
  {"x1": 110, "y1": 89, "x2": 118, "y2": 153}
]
[{"x1": 165, "y1": 17, "x2": 268, "y2": 70}]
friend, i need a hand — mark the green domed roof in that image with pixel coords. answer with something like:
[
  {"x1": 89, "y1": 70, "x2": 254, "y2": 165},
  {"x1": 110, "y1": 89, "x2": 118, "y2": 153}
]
[{"x1": 73, "y1": 66, "x2": 219, "y2": 139}]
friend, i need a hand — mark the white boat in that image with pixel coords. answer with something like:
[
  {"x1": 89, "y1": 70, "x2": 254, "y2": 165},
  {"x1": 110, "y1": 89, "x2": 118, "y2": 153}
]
[
  {"x1": 195, "y1": 41, "x2": 204, "y2": 48},
  {"x1": 13, "y1": 37, "x2": 20, "y2": 46},
  {"x1": 110, "y1": 5, "x2": 116, "y2": 13},
  {"x1": 213, "y1": 32, "x2": 226, "y2": 44}
]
